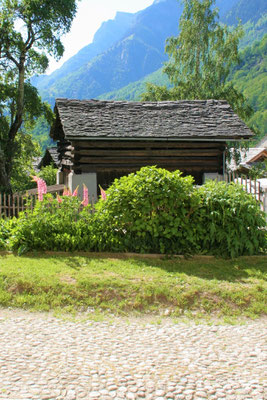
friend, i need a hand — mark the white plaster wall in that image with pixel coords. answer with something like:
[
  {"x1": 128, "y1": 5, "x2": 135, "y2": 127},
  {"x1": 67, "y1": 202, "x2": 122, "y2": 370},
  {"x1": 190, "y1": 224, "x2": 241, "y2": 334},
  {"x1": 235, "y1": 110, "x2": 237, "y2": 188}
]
[
  {"x1": 68, "y1": 172, "x2": 97, "y2": 200},
  {"x1": 203, "y1": 173, "x2": 224, "y2": 183},
  {"x1": 56, "y1": 171, "x2": 64, "y2": 185}
]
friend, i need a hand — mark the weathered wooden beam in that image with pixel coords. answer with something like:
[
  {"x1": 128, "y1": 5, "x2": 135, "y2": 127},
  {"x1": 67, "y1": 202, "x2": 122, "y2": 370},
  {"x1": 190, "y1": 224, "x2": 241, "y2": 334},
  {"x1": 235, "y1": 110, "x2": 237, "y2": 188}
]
[
  {"x1": 72, "y1": 140, "x2": 226, "y2": 150},
  {"x1": 74, "y1": 165, "x2": 222, "y2": 173},
  {"x1": 74, "y1": 161, "x2": 221, "y2": 170},
  {"x1": 71, "y1": 149, "x2": 223, "y2": 158},
  {"x1": 75, "y1": 156, "x2": 221, "y2": 165}
]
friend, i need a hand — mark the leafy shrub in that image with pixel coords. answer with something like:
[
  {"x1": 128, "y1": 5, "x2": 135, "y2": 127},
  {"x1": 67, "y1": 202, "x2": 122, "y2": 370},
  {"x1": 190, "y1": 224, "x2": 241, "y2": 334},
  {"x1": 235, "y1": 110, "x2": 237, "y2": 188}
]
[
  {"x1": 0, "y1": 218, "x2": 18, "y2": 250},
  {"x1": 7, "y1": 195, "x2": 95, "y2": 252},
  {"x1": 94, "y1": 166, "x2": 203, "y2": 254},
  {"x1": 198, "y1": 181, "x2": 267, "y2": 257},
  {"x1": 38, "y1": 165, "x2": 57, "y2": 186}
]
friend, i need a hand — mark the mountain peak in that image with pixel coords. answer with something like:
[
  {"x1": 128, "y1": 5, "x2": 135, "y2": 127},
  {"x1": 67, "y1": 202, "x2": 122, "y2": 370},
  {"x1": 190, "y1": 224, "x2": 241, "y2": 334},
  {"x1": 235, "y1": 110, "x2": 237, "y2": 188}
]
[{"x1": 115, "y1": 11, "x2": 134, "y2": 18}]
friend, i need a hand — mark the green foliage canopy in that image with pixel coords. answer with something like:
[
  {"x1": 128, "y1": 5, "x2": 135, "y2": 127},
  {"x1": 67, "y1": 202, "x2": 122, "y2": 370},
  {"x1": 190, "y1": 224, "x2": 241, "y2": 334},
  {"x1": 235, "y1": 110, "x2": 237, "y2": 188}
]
[{"x1": 0, "y1": 0, "x2": 77, "y2": 191}]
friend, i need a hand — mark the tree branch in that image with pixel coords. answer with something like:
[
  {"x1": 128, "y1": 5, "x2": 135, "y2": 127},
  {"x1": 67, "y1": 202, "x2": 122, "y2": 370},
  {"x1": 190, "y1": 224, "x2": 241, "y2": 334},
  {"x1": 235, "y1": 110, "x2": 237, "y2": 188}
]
[
  {"x1": 5, "y1": 50, "x2": 20, "y2": 68},
  {"x1": 25, "y1": 21, "x2": 35, "y2": 51}
]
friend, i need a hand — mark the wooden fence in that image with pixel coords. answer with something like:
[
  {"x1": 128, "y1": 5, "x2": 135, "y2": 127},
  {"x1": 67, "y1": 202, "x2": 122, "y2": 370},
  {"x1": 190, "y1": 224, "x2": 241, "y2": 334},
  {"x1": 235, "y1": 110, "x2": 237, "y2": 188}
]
[
  {"x1": 0, "y1": 184, "x2": 64, "y2": 218},
  {"x1": 225, "y1": 172, "x2": 262, "y2": 202},
  {"x1": 0, "y1": 184, "x2": 98, "y2": 218}
]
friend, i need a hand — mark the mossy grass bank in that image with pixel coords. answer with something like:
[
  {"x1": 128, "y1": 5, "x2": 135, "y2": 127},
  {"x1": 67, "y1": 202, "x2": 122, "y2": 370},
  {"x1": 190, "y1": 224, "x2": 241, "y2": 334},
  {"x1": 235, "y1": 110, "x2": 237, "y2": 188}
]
[{"x1": 0, "y1": 253, "x2": 266, "y2": 320}]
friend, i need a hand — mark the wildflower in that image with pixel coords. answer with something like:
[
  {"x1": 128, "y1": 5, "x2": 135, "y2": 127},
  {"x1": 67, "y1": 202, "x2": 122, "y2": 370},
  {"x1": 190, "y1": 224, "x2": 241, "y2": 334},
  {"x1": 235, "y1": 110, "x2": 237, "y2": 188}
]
[
  {"x1": 63, "y1": 186, "x2": 71, "y2": 196},
  {"x1": 82, "y1": 184, "x2": 89, "y2": 207},
  {"x1": 31, "y1": 176, "x2": 47, "y2": 201},
  {"x1": 57, "y1": 195, "x2": 63, "y2": 203},
  {"x1": 72, "y1": 186, "x2": 79, "y2": 197},
  {"x1": 99, "y1": 185, "x2": 107, "y2": 201}
]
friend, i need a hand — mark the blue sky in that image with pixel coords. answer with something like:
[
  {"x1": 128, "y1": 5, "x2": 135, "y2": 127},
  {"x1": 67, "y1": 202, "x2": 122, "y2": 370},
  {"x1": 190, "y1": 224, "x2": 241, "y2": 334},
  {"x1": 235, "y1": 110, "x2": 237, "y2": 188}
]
[{"x1": 48, "y1": 0, "x2": 154, "y2": 72}]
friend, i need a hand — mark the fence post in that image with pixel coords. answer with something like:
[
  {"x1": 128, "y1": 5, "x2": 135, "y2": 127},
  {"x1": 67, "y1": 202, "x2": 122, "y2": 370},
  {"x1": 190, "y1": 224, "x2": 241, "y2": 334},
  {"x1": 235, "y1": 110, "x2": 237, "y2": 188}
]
[
  {"x1": 257, "y1": 181, "x2": 261, "y2": 202},
  {"x1": 263, "y1": 188, "x2": 267, "y2": 216}
]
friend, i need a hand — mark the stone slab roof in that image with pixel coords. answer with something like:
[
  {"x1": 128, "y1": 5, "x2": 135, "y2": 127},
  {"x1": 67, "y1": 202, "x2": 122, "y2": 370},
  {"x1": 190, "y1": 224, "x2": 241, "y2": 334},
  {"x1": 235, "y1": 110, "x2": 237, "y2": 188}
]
[
  {"x1": 47, "y1": 147, "x2": 60, "y2": 166},
  {"x1": 32, "y1": 156, "x2": 43, "y2": 173},
  {"x1": 37, "y1": 147, "x2": 60, "y2": 170},
  {"x1": 51, "y1": 98, "x2": 253, "y2": 141}
]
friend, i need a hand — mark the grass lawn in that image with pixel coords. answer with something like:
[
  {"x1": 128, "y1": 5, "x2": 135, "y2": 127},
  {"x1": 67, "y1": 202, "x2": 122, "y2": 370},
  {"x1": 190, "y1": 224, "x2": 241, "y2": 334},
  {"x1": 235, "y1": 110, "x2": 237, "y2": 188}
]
[{"x1": 0, "y1": 253, "x2": 266, "y2": 321}]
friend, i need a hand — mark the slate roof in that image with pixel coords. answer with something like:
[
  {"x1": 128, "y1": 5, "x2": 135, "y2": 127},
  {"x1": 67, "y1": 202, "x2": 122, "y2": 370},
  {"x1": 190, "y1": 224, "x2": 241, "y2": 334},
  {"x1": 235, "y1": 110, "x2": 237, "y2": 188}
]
[
  {"x1": 36, "y1": 147, "x2": 60, "y2": 170},
  {"x1": 32, "y1": 156, "x2": 43, "y2": 172},
  {"x1": 51, "y1": 98, "x2": 253, "y2": 141},
  {"x1": 46, "y1": 147, "x2": 60, "y2": 166}
]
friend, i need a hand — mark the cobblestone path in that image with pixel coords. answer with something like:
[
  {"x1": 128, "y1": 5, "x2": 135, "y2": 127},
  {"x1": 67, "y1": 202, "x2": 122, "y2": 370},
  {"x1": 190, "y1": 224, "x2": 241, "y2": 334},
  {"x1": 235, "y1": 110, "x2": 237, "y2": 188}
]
[{"x1": 0, "y1": 310, "x2": 266, "y2": 400}]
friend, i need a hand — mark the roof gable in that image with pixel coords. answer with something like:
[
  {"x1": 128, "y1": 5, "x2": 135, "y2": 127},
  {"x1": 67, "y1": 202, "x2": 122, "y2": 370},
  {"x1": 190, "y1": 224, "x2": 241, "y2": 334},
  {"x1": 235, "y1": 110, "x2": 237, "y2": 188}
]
[
  {"x1": 51, "y1": 98, "x2": 253, "y2": 141},
  {"x1": 245, "y1": 148, "x2": 267, "y2": 163}
]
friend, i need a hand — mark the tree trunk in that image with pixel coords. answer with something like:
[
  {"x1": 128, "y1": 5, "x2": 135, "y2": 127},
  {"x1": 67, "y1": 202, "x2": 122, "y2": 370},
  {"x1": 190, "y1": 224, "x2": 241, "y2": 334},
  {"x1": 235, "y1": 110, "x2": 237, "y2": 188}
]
[
  {"x1": 9, "y1": 59, "x2": 25, "y2": 141},
  {"x1": 1, "y1": 57, "x2": 25, "y2": 192},
  {"x1": 0, "y1": 149, "x2": 12, "y2": 193}
]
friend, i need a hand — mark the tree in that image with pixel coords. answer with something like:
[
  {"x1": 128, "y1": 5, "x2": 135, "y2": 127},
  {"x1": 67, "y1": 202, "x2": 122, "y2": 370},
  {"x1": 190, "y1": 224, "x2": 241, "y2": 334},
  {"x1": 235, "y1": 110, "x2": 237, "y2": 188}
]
[
  {"x1": 10, "y1": 129, "x2": 41, "y2": 193},
  {"x1": 141, "y1": 0, "x2": 253, "y2": 121},
  {"x1": 0, "y1": 0, "x2": 78, "y2": 192}
]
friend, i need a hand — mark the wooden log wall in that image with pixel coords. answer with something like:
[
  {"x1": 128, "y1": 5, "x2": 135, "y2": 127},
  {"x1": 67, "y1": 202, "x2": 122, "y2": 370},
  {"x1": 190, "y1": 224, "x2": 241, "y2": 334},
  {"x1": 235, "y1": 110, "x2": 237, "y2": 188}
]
[
  {"x1": 69, "y1": 140, "x2": 225, "y2": 185},
  {"x1": 57, "y1": 139, "x2": 73, "y2": 169}
]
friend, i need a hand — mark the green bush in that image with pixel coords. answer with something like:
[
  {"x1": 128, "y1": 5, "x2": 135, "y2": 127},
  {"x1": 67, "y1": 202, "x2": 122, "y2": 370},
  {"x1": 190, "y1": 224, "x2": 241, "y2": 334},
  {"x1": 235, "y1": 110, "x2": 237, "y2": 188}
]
[
  {"x1": 6, "y1": 195, "x2": 95, "y2": 253},
  {"x1": 198, "y1": 181, "x2": 266, "y2": 257},
  {"x1": 94, "y1": 166, "x2": 203, "y2": 254},
  {"x1": 0, "y1": 218, "x2": 17, "y2": 250},
  {"x1": 0, "y1": 167, "x2": 266, "y2": 257},
  {"x1": 38, "y1": 165, "x2": 57, "y2": 186}
]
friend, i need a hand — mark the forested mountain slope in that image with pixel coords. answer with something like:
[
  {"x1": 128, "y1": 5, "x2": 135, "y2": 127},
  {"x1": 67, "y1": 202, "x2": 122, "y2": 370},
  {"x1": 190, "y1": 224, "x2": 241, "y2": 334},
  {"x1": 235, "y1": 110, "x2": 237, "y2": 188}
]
[
  {"x1": 222, "y1": 0, "x2": 266, "y2": 25},
  {"x1": 221, "y1": 0, "x2": 267, "y2": 49},
  {"x1": 230, "y1": 35, "x2": 267, "y2": 140}
]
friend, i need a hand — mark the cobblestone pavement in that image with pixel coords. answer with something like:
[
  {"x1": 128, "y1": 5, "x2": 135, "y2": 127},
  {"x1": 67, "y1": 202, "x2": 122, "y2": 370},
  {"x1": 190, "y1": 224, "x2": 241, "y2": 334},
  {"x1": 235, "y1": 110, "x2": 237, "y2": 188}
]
[{"x1": 0, "y1": 310, "x2": 266, "y2": 400}]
